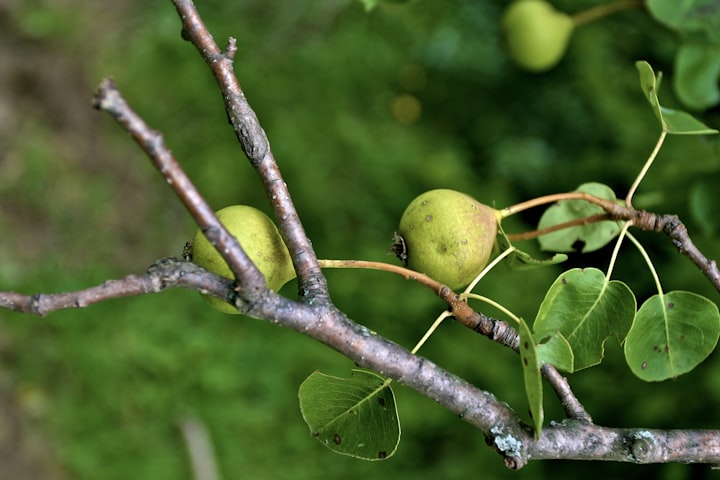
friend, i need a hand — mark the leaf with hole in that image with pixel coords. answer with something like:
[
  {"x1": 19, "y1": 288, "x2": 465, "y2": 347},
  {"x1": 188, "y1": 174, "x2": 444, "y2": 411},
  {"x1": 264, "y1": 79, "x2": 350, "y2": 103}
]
[
  {"x1": 636, "y1": 61, "x2": 718, "y2": 134},
  {"x1": 624, "y1": 291, "x2": 720, "y2": 381},
  {"x1": 533, "y1": 268, "x2": 636, "y2": 371},
  {"x1": 298, "y1": 369, "x2": 400, "y2": 460},
  {"x1": 538, "y1": 183, "x2": 623, "y2": 253}
]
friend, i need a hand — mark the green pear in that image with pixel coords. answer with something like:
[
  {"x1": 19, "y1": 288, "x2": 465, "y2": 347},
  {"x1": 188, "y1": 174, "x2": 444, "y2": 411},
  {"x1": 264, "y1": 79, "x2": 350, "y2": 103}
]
[
  {"x1": 190, "y1": 205, "x2": 295, "y2": 314},
  {"x1": 393, "y1": 189, "x2": 499, "y2": 290},
  {"x1": 502, "y1": 0, "x2": 575, "y2": 72}
]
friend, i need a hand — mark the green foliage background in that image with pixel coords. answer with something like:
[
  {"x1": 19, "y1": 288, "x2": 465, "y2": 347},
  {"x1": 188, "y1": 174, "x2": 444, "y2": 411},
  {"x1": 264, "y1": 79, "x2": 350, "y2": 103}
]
[{"x1": 1, "y1": 0, "x2": 719, "y2": 478}]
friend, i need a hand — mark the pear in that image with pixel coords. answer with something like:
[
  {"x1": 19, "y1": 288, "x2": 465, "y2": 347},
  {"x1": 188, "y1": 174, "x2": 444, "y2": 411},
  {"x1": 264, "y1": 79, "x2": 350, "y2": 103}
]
[
  {"x1": 393, "y1": 189, "x2": 499, "y2": 290},
  {"x1": 190, "y1": 205, "x2": 296, "y2": 314},
  {"x1": 501, "y1": 0, "x2": 575, "y2": 72}
]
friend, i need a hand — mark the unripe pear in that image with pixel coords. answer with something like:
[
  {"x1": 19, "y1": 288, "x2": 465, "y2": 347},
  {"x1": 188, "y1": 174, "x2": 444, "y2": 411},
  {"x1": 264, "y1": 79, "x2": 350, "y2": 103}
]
[
  {"x1": 393, "y1": 189, "x2": 499, "y2": 290},
  {"x1": 501, "y1": 0, "x2": 575, "y2": 72},
  {"x1": 190, "y1": 205, "x2": 295, "y2": 314}
]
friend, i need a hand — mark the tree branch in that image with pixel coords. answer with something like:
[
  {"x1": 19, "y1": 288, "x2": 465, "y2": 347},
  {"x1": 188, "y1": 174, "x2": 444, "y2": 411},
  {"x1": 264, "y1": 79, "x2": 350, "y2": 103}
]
[
  {"x1": 0, "y1": 258, "x2": 229, "y2": 316},
  {"x1": 172, "y1": 0, "x2": 329, "y2": 303},
  {"x1": 4, "y1": 267, "x2": 720, "y2": 469},
  {"x1": 505, "y1": 192, "x2": 720, "y2": 293},
  {"x1": 595, "y1": 203, "x2": 720, "y2": 293},
  {"x1": 630, "y1": 210, "x2": 720, "y2": 292},
  {"x1": 3, "y1": 0, "x2": 720, "y2": 471},
  {"x1": 92, "y1": 79, "x2": 268, "y2": 301}
]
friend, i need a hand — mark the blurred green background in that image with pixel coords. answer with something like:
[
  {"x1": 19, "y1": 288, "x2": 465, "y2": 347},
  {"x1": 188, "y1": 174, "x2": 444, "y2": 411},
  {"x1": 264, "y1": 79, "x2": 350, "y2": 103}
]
[{"x1": 1, "y1": 0, "x2": 720, "y2": 478}]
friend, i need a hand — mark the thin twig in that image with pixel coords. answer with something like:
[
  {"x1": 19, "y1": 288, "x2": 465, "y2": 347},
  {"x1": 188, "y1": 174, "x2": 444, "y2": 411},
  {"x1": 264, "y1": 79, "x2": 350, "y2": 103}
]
[
  {"x1": 622, "y1": 210, "x2": 720, "y2": 293},
  {"x1": 171, "y1": 0, "x2": 329, "y2": 303},
  {"x1": 92, "y1": 80, "x2": 267, "y2": 300},
  {"x1": 0, "y1": 258, "x2": 232, "y2": 316},
  {"x1": 507, "y1": 213, "x2": 613, "y2": 242},
  {"x1": 504, "y1": 190, "x2": 720, "y2": 293}
]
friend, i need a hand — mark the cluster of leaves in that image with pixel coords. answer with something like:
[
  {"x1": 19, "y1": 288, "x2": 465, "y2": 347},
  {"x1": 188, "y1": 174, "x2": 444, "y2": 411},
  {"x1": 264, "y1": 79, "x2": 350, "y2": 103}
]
[
  {"x1": 298, "y1": 61, "x2": 719, "y2": 459},
  {"x1": 646, "y1": 0, "x2": 720, "y2": 110}
]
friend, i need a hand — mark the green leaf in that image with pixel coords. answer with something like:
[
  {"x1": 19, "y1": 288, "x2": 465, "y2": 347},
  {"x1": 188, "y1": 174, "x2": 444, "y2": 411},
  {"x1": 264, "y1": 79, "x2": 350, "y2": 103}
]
[
  {"x1": 535, "y1": 331, "x2": 574, "y2": 372},
  {"x1": 517, "y1": 317, "x2": 543, "y2": 438},
  {"x1": 636, "y1": 61, "x2": 719, "y2": 134},
  {"x1": 538, "y1": 183, "x2": 623, "y2": 253},
  {"x1": 533, "y1": 268, "x2": 636, "y2": 371},
  {"x1": 495, "y1": 223, "x2": 568, "y2": 269},
  {"x1": 298, "y1": 369, "x2": 400, "y2": 460},
  {"x1": 675, "y1": 43, "x2": 720, "y2": 110},
  {"x1": 624, "y1": 291, "x2": 720, "y2": 381},
  {"x1": 646, "y1": 0, "x2": 720, "y2": 34},
  {"x1": 690, "y1": 174, "x2": 720, "y2": 236}
]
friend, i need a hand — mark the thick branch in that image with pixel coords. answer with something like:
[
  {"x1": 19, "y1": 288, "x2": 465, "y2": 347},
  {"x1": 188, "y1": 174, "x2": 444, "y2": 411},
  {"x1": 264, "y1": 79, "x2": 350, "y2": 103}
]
[
  {"x1": 171, "y1": 0, "x2": 328, "y2": 303},
  {"x1": 4, "y1": 269, "x2": 720, "y2": 468},
  {"x1": 531, "y1": 424, "x2": 720, "y2": 466},
  {"x1": 0, "y1": 263, "x2": 524, "y2": 462}
]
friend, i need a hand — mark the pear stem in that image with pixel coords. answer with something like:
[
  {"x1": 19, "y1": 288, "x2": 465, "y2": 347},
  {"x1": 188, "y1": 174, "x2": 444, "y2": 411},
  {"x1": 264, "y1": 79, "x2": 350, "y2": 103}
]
[
  {"x1": 571, "y1": 0, "x2": 645, "y2": 27},
  {"x1": 500, "y1": 192, "x2": 618, "y2": 218},
  {"x1": 318, "y1": 259, "x2": 443, "y2": 292}
]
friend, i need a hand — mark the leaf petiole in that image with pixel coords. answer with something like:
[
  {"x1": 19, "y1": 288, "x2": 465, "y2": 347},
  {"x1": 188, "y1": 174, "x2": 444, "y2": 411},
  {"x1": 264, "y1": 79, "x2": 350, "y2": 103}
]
[
  {"x1": 500, "y1": 192, "x2": 618, "y2": 218},
  {"x1": 410, "y1": 310, "x2": 453, "y2": 355},
  {"x1": 605, "y1": 221, "x2": 632, "y2": 281},
  {"x1": 461, "y1": 293, "x2": 522, "y2": 325},
  {"x1": 625, "y1": 231, "x2": 665, "y2": 298},
  {"x1": 464, "y1": 246, "x2": 516, "y2": 294},
  {"x1": 625, "y1": 130, "x2": 667, "y2": 207}
]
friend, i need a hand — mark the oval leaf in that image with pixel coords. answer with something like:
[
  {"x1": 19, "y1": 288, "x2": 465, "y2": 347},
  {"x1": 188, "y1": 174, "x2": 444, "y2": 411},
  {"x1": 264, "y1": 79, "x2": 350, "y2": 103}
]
[
  {"x1": 538, "y1": 183, "x2": 623, "y2": 253},
  {"x1": 298, "y1": 369, "x2": 400, "y2": 460},
  {"x1": 533, "y1": 268, "x2": 636, "y2": 371},
  {"x1": 624, "y1": 291, "x2": 720, "y2": 381}
]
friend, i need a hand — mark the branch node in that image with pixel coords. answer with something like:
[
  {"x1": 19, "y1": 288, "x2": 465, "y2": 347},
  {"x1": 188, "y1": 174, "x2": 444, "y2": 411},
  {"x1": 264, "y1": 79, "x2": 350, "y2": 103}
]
[
  {"x1": 628, "y1": 431, "x2": 659, "y2": 463},
  {"x1": 224, "y1": 37, "x2": 237, "y2": 59}
]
